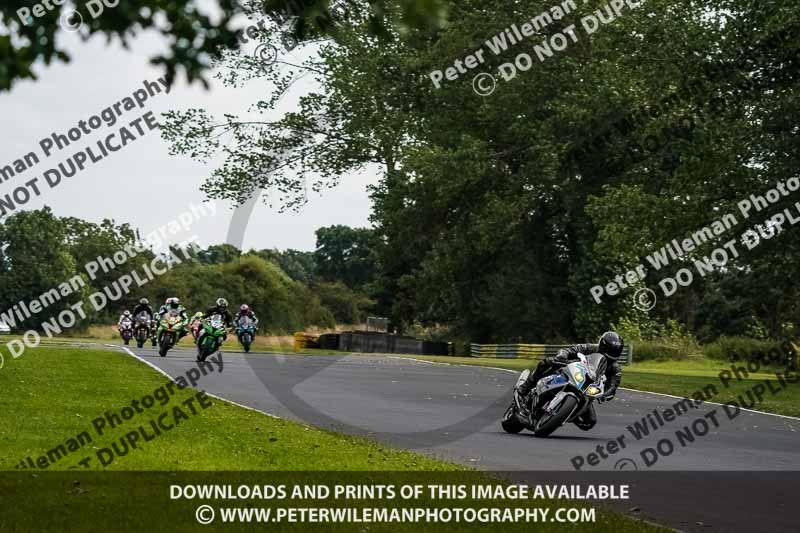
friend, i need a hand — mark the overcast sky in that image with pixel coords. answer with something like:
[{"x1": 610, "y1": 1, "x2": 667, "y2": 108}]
[{"x1": 0, "y1": 18, "x2": 376, "y2": 252}]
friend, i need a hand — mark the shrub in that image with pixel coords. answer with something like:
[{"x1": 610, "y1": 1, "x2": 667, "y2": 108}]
[
  {"x1": 703, "y1": 336, "x2": 798, "y2": 369},
  {"x1": 630, "y1": 341, "x2": 688, "y2": 361}
]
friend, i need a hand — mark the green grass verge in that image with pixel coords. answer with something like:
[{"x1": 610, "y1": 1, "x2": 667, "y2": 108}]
[
  {"x1": 0, "y1": 345, "x2": 455, "y2": 471},
  {"x1": 373, "y1": 355, "x2": 800, "y2": 418}
]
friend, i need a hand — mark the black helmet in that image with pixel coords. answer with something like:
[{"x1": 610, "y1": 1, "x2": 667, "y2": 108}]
[{"x1": 598, "y1": 331, "x2": 624, "y2": 360}]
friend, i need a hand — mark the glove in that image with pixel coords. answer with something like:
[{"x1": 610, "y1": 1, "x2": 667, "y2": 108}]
[{"x1": 600, "y1": 391, "x2": 616, "y2": 403}]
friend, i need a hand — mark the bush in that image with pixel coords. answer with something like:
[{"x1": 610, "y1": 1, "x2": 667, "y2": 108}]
[
  {"x1": 703, "y1": 336, "x2": 798, "y2": 369},
  {"x1": 614, "y1": 318, "x2": 700, "y2": 361},
  {"x1": 313, "y1": 282, "x2": 374, "y2": 325},
  {"x1": 630, "y1": 341, "x2": 688, "y2": 361}
]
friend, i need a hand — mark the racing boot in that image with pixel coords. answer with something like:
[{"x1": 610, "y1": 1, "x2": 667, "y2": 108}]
[{"x1": 514, "y1": 388, "x2": 532, "y2": 420}]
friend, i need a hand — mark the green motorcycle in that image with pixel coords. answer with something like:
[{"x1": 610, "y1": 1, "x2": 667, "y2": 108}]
[
  {"x1": 197, "y1": 313, "x2": 227, "y2": 362},
  {"x1": 157, "y1": 310, "x2": 186, "y2": 357}
]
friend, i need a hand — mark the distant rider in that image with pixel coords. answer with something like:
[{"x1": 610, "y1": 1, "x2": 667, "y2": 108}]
[
  {"x1": 157, "y1": 297, "x2": 190, "y2": 340},
  {"x1": 132, "y1": 297, "x2": 157, "y2": 346},
  {"x1": 118, "y1": 310, "x2": 133, "y2": 328},
  {"x1": 235, "y1": 304, "x2": 259, "y2": 328},
  {"x1": 132, "y1": 298, "x2": 154, "y2": 322},
  {"x1": 188, "y1": 311, "x2": 204, "y2": 342},
  {"x1": 515, "y1": 331, "x2": 624, "y2": 431}
]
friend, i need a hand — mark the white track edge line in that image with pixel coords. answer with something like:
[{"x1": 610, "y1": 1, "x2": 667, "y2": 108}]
[
  {"x1": 390, "y1": 355, "x2": 800, "y2": 422},
  {"x1": 114, "y1": 345, "x2": 280, "y2": 419}
]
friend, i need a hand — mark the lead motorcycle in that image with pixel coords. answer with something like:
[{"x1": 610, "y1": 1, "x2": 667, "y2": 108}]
[
  {"x1": 157, "y1": 309, "x2": 186, "y2": 357},
  {"x1": 502, "y1": 352, "x2": 608, "y2": 437},
  {"x1": 197, "y1": 314, "x2": 227, "y2": 362}
]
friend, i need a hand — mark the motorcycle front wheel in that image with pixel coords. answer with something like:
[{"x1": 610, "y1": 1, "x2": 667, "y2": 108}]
[{"x1": 533, "y1": 395, "x2": 578, "y2": 437}]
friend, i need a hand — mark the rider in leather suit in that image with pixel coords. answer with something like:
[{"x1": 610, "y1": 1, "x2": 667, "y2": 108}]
[{"x1": 515, "y1": 331, "x2": 624, "y2": 430}]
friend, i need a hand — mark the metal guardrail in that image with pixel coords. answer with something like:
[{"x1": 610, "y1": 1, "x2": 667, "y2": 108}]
[{"x1": 469, "y1": 343, "x2": 633, "y2": 365}]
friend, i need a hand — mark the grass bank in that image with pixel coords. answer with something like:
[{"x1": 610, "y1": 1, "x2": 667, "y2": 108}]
[{"x1": 0, "y1": 345, "x2": 454, "y2": 471}]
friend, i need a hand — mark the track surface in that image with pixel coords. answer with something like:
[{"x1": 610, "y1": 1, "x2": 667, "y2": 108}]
[{"x1": 128, "y1": 345, "x2": 800, "y2": 532}]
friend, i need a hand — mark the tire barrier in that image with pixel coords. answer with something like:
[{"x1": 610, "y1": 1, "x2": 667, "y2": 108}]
[
  {"x1": 469, "y1": 343, "x2": 633, "y2": 365},
  {"x1": 293, "y1": 332, "x2": 319, "y2": 350}
]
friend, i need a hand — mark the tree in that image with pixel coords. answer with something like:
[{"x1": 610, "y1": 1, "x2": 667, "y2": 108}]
[
  {"x1": 2, "y1": 0, "x2": 449, "y2": 92},
  {"x1": 0, "y1": 208, "x2": 86, "y2": 330},
  {"x1": 314, "y1": 225, "x2": 380, "y2": 290},
  {"x1": 164, "y1": 0, "x2": 800, "y2": 342},
  {"x1": 197, "y1": 243, "x2": 242, "y2": 264}
]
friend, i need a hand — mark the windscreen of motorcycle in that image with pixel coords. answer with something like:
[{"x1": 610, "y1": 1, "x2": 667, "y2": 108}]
[{"x1": 584, "y1": 353, "x2": 607, "y2": 381}]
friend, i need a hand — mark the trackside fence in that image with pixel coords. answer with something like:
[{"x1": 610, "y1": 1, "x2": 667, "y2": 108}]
[{"x1": 469, "y1": 343, "x2": 633, "y2": 365}]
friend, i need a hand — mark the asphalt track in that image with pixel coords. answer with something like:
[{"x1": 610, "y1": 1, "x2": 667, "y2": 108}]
[{"x1": 125, "y1": 345, "x2": 800, "y2": 532}]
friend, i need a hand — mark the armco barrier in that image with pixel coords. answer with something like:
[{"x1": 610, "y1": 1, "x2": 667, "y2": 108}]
[
  {"x1": 469, "y1": 343, "x2": 632, "y2": 365},
  {"x1": 339, "y1": 331, "x2": 451, "y2": 356}
]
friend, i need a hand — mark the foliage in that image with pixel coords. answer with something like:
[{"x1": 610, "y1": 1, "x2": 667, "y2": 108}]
[
  {"x1": 702, "y1": 336, "x2": 798, "y2": 369},
  {"x1": 313, "y1": 281, "x2": 374, "y2": 324},
  {"x1": 253, "y1": 249, "x2": 318, "y2": 284},
  {"x1": 314, "y1": 225, "x2": 380, "y2": 290},
  {"x1": 0, "y1": 208, "x2": 87, "y2": 330},
  {"x1": 2, "y1": 0, "x2": 452, "y2": 92},
  {"x1": 162, "y1": 0, "x2": 800, "y2": 344},
  {"x1": 0, "y1": 209, "x2": 338, "y2": 334}
]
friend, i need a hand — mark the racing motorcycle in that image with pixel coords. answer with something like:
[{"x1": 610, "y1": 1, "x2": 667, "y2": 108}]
[
  {"x1": 157, "y1": 309, "x2": 186, "y2": 357},
  {"x1": 134, "y1": 312, "x2": 152, "y2": 349},
  {"x1": 197, "y1": 313, "x2": 227, "y2": 362},
  {"x1": 119, "y1": 317, "x2": 133, "y2": 345},
  {"x1": 236, "y1": 315, "x2": 257, "y2": 353},
  {"x1": 502, "y1": 352, "x2": 607, "y2": 437}
]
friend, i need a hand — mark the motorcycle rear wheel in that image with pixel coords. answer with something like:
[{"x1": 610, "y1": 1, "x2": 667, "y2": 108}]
[
  {"x1": 501, "y1": 403, "x2": 524, "y2": 434},
  {"x1": 533, "y1": 395, "x2": 578, "y2": 437}
]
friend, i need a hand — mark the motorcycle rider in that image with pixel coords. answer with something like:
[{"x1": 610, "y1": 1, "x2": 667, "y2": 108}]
[
  {"x1": 515, "y1": 331, "x2": 624, "y2": 431},
  {"x1": 235, "y1": 304, "x2": 259, "y2": 328},
  {"x1": 117, "y1": 310, "x2": 133, "y2": 328},
  {"x1": 132, "y1": 298, "x2": 154, "y2": 321},
  {"x1": 157, "y1": 297, "x2": 190, "y2": 340},
  {"x1": 198, "y1": 298, "x2": 234, "y2": 343},
  {"x1": 132, "y1": 298, "x2": 157, "y2": 346},
  {"x1": 188, "y1": 311, "x2": 205, "y2": 341}
]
